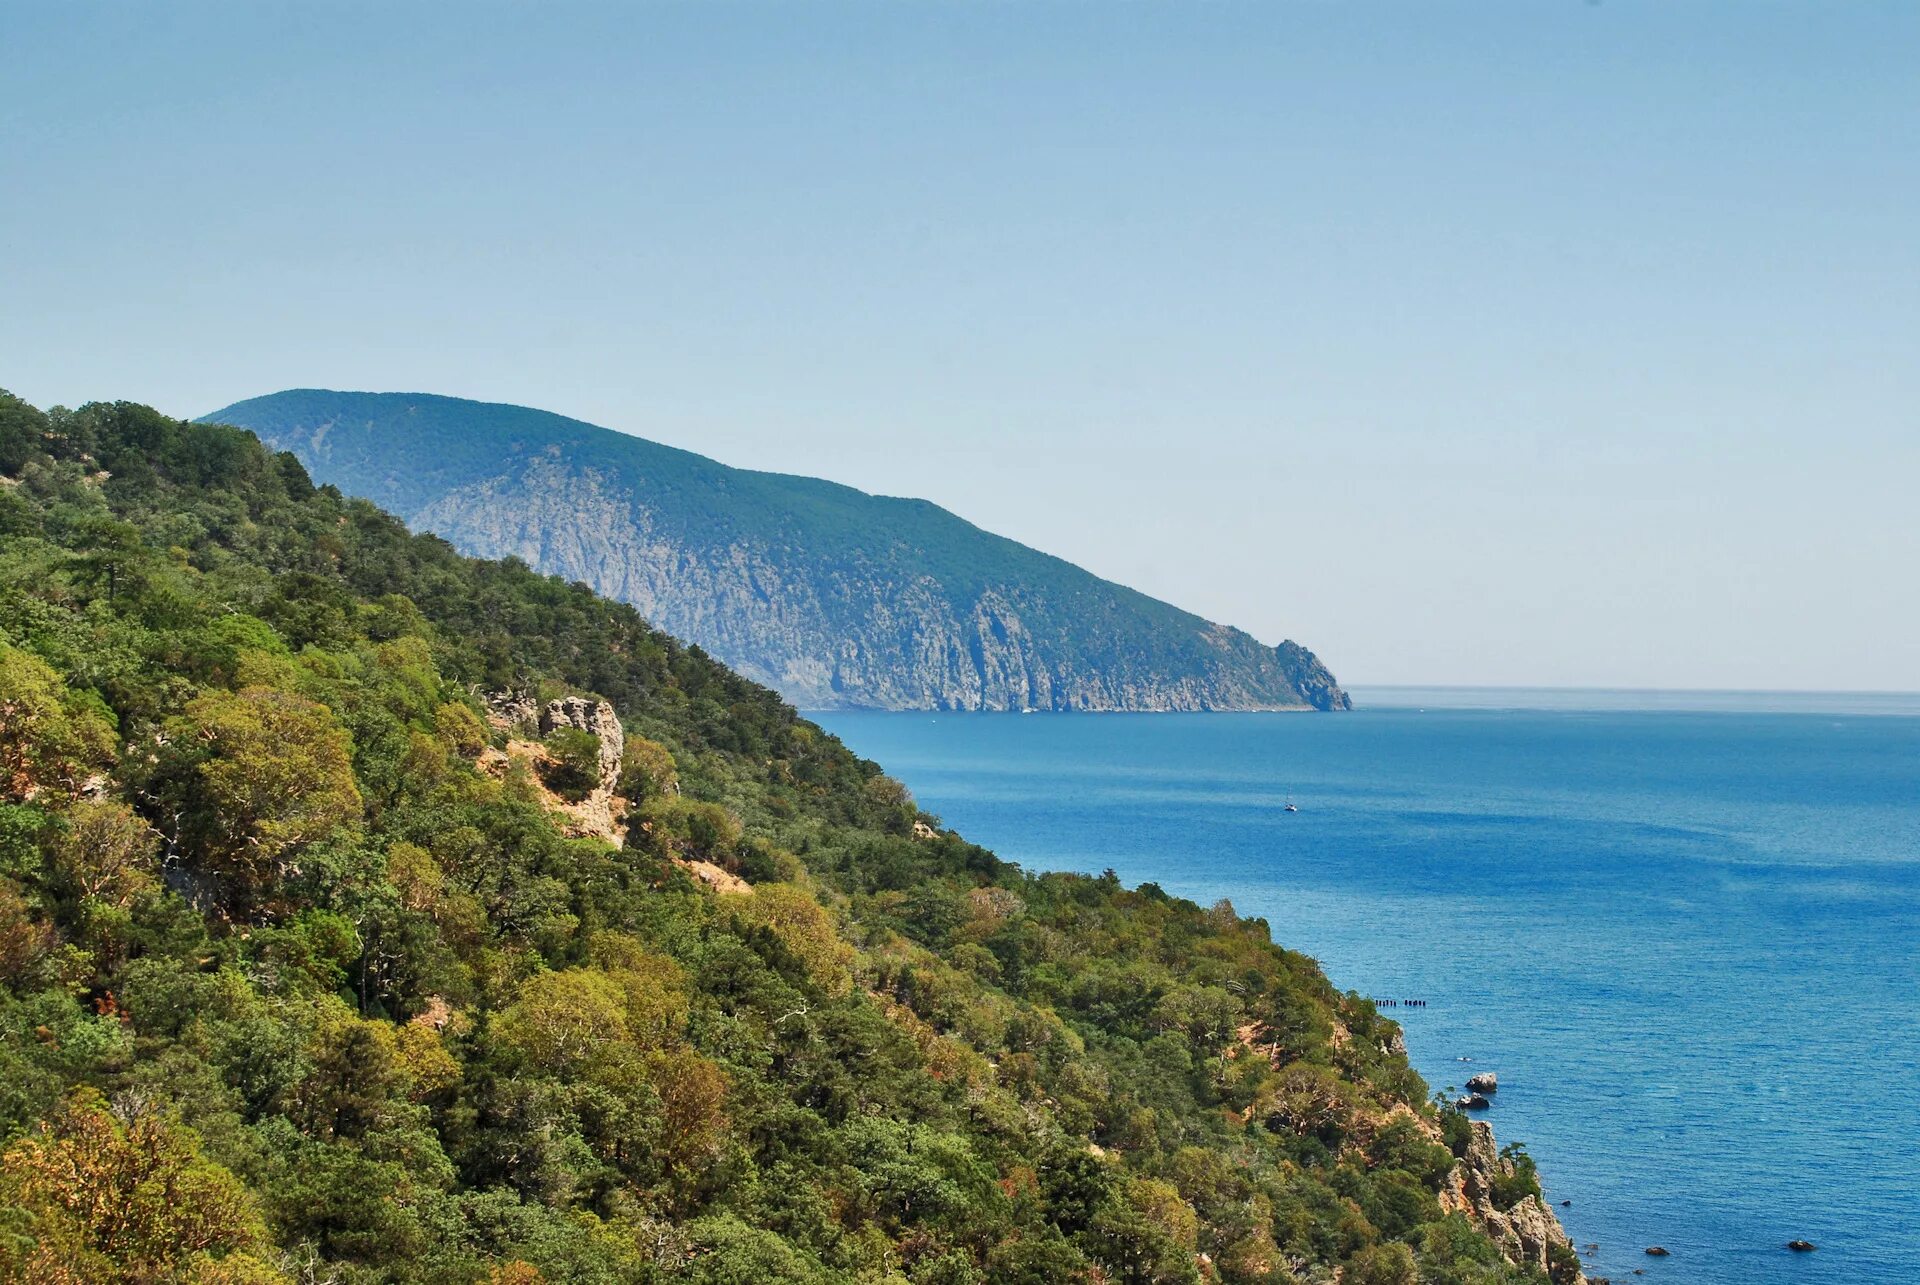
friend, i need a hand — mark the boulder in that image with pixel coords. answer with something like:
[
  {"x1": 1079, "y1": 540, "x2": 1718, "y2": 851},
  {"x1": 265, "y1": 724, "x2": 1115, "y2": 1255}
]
[
  {"x1": 1644, "y1": 1247, "x2": 1670, "y2": 1256},
  {"x1": 482, "y1": 689, "x2": 540, "y2": 731},
  {"x1": 1466, "y1": 1072, "x2": 1499, "y2": 1094},
  {"x1": 1785, "y1": 1241, "x2": 1816, "y2": 1252},
  {"x1": 1456, "y1": 1093, "x2": 1491, "y2": 1110}
]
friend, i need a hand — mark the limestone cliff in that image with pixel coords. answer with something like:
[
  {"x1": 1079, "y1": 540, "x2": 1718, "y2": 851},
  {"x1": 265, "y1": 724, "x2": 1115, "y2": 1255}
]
[
  {"x1": 1444, "y1": 1118, "x2": 1587, "y2": 1284},
  {"x1": 480, "y1": 692, "x2": 627, "y2": 840},
  {"x1": 204, "y1": 390, "x2": 1353, "y2": 713}
]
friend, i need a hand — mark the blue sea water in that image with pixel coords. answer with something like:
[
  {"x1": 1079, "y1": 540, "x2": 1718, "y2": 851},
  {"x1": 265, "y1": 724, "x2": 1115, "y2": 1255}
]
[{"x1": 815, "y1": 692, "x2": 1920, "y2": 1284}]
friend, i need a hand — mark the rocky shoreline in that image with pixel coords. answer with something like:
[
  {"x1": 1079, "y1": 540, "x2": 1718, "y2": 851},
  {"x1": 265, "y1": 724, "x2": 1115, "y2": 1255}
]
[{"x1": 1442, "y1": 1117, "x2": 1586, "y2": 1284}]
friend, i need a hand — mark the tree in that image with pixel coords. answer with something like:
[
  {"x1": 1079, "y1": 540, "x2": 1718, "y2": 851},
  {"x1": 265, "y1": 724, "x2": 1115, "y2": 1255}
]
[
  {"x1": 592, "y1": 935, "x2": 690, "y2": 1048},
  {"x1": 537, "y1": 727, "x2": 602, "y2": 802},
  {"x1": 1257, "y1": 1063, "x2": 1351, "y2": 1144},
  {"x1": 0, "y1": 1089, "x2": 282, "y2": 1284},
  {"x1": 495, "y1": 969, "x2": 630, "y2": 1074},
  {"x1": 0, "y1": 879, "x2": 55, "y2": 985},
  {"x1": 289, "y1": 1007, "x2": 406, "y2": 1141},
  {"x1": 645, "y1": 1048, "x2": 729, "y2": 1175},
  {"x1": 676, "y1": 1214, "x2": 832, "y2": 1285},
  {"x1": 0, "y1": 389, "x2": 48, "y2": 474},
  {"x1": 182, "y1": 685, "x2": 361, "y2": 892},
  {"x1": 434, "y1": 701, "x2": 490, "y2": 758},
  {"x1": 1345, "y1": 1242, "x2": 1418, "y2": 1285},
  {"x1": 0, "y1": 645, "x2": 115, "y2": 803},
  {"x1": 617, "y1": 735, "x2": 677, "y2": 802},
  {"x1": 47, "y1": 800, "x2": 158, "y2": 909},
  {"x1": 724, "y1": 882, "x2": 852, "y2": 995},
  {"x1": 384, "y1": 841, "x2": 443, "y2": 914}
]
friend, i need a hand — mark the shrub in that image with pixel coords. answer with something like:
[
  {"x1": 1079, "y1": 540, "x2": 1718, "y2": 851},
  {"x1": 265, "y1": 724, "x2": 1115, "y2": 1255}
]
[
  {"x1": 537, "y1": 727, "x2": 602, "y2": 802},
  {"x1": 1490, "y1": 1141, "x2": 1543, "y2": 1211}
]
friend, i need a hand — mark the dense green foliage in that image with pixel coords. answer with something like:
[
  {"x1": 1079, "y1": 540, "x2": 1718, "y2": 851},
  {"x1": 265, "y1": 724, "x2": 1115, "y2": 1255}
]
[
  {"x1": 204, "y1": 390, "x2": 1351, "y2": 713},
  {"x1": 0, "y1": 391, "x2": 1538, "y2": 1283}
]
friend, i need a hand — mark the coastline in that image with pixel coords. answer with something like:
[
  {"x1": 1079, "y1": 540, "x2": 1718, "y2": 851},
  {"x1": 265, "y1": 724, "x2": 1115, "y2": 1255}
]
[{"x1": 817, "y1": 705, "x2": 1920, "y2": 1281}]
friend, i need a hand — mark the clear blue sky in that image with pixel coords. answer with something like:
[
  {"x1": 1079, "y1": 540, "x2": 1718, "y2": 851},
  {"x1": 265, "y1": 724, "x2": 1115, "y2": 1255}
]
[{"x1": 3, "y1": 2, "x2": 1915, "y2": 690}]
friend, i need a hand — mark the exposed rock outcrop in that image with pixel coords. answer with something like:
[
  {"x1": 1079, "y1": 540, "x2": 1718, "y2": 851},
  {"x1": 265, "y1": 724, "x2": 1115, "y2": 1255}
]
[
  {"x1": 480, "y1": 692, "x2": 627, "y2": 840},
  {"x1": 481, "y1": 689, "x2": 539, "y2": 730},
  {"x1": 539, "y1": 695, "x2": 625, "y2": 792},
  {"x1": 1467, "y1": 1071, "x2": 1499, "y2": 1094},
  {"x1": 1442, "y1": 1119, "x2": 1585, "y2": 1284}
]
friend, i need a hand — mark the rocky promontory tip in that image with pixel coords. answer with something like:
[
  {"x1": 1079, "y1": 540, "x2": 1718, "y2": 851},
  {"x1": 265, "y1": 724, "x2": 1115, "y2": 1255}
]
[{"x1": 1442, "y1": 1118, "x2": 1587, "y2": 1284}]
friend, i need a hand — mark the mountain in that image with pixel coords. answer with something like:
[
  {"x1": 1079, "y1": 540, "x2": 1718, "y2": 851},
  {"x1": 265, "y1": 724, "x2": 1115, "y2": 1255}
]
[
  {"x1": 0, "y1": 389, "x2": 1578, "y2": 1283},
  {"x1": 202, "y1": 390, "x2": 1351, "y2": 713}
]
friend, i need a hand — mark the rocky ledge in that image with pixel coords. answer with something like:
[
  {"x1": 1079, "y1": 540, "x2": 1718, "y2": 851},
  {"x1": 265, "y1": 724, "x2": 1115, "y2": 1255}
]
[
  {"x1": 482, "y1": 692, "x2": 628, "y2": 839},
  {"x1": 1443, "y1": 1118, "x2": 1586, "y2": 1284}
]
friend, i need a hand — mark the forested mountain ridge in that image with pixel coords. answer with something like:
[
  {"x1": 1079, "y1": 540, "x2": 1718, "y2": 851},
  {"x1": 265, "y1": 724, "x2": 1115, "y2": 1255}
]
[
  {"x1": 202, "y1": 389, "x2": 1351, "y2": 713},
  {"x1": 0, "y1": 390, "x2": 1576, "y2": 1284}
]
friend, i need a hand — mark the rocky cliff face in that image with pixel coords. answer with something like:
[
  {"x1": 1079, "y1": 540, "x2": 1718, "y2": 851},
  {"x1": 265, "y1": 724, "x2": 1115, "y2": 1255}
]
[
  {"x1": 421, "y1": 465, "x2": 1345, "y2": 711},
  {"x1": 539, "y1": 695, "x2": 625, "y2": 800},
  {"x1": 207, "y1": 390, "x2": 1353, "y2": 713},
  {"x1": 482, "y1": 692, "x2": 628, "y2": 839},
  {"x1": 1444, "y1": 1119, "x2": 1586, "y2": 1284}
]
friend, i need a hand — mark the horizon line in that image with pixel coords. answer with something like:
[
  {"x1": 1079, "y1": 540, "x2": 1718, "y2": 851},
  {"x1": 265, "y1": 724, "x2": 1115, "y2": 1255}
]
[{"x1": 1350, "y1": 682, "x2": 1920, "y2": 697}]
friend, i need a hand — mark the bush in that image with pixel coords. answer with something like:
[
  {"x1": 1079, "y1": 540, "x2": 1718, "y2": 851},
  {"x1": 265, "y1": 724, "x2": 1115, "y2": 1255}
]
[
  {"x1": 1490, "y1": 1141, "x2": 1543, "y2": 1211},
  {"x1": 1346, "y1": 1241, "x2": 1418, "y2": 1285},
  {"x1": 538, "y1": 727, "x2": 602, "y2": 801}
]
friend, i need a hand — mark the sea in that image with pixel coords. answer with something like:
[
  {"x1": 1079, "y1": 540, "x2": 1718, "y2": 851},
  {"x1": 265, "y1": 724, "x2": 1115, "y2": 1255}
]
[{"x1": 815, "y1": 689, "x2": 1920, "y2": 1285}]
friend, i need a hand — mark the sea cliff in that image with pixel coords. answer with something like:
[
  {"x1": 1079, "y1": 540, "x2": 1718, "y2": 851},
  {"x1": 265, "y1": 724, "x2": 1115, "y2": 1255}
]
[{"x1": 204, "y1": 389, "x2": 1353, "y2": 713}]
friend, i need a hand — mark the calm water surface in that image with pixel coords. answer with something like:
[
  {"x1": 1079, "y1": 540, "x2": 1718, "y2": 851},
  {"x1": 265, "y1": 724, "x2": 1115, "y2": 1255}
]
[{"x1": 816, "y1": 692, "x2": 1920, "y2": 1285}]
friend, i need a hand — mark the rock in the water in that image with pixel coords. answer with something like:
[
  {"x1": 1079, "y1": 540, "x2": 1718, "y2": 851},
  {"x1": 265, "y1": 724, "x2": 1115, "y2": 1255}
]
[
  {"x1": 1456, "y1": 1093, "x2": 1492, "y2": 1110},
  {"x1": 1786, "y1": 1240, "x2": 1816, "y2": 1252},
  {"x1": 1467, "y1": 1071, "x2": 1499, "y2": 1093},
  {"x1": 1644, "y1": 1246, "x2": 1670, "y2": 1256}
]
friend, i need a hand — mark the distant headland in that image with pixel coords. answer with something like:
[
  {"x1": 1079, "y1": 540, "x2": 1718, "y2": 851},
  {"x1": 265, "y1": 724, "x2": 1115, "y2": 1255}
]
[{"x1": 204, "y1": 389, "x2": 1351, "y2": 713}]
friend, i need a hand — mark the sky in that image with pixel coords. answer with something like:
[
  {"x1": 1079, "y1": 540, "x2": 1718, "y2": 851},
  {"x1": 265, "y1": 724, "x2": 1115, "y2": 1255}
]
[{"x1": 2, "y1": 2, "x2": 1915, "y2": 691}]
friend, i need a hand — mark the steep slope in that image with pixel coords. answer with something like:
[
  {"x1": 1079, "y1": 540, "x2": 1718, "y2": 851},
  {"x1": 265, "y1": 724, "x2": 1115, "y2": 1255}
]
[
  {"x1": 0, "y1": 389, "x2": 1572, "y2": 1284},
  {"x1": 202, "y1": 389, "x2": 1351, "y2": 712}
]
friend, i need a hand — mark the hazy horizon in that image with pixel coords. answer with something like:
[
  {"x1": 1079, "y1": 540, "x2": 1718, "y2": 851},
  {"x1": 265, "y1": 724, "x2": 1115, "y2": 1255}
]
[{"x1": 4, "y1": 2, "x2": 1915, "y2": 691}]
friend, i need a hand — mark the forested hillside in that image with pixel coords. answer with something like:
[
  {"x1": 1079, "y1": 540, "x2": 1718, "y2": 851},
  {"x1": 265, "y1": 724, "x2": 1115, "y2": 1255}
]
[
  {"x1": 0, "y1": 391, "x2": 1573, "y2": 1284},
  {"x1": 204, "y1": 390, "x2": 1350, "y2": 714}
]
